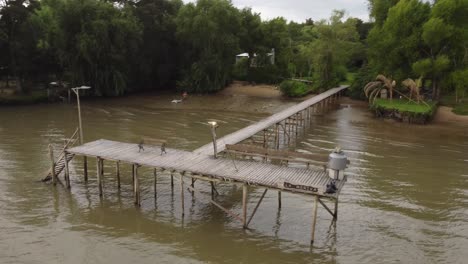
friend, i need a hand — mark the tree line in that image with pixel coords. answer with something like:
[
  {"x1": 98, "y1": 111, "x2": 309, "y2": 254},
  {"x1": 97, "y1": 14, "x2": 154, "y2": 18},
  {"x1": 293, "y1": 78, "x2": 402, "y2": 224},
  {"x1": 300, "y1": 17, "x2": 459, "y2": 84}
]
[{"x1": 0, "y1": 0, "x2": 466, "y2": 100}]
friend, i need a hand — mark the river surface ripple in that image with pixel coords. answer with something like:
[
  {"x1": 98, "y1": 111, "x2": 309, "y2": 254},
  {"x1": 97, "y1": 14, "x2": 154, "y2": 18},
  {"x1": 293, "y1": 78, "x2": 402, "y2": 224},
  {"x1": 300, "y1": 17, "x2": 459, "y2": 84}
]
[{"x1": 0, "y1": 94, "x2": 467, "y2": 263}]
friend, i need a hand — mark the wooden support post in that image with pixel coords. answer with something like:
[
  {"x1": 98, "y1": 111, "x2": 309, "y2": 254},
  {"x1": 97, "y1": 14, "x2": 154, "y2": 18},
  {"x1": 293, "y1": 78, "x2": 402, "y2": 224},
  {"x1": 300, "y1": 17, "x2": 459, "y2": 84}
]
[
  {"x1": 278, "y1": 191, "x2": 282, "y2": 208},
  {"x1": 97, "y1": 158, "x2": 103, "y2": 197},
  {"x1": 48, "y1": 145, "x2": 56, "y2": 185},
  {"x1": 171, "y1": 173, "x2": 174, "y2": 189},
  {"x1": 211, "y1": 182, "x2": 215, "y2": 198},
  {"x1": 154, "y1": 168, "x2": 157, "y2": 198},
  {"x1": 180, "y1": 172, "x2": 185, "y2": 217},
  {"x1": 64, "y1": 152, "x2": 70, "y2": 189},
  {"x1": 131, "y1": 164, "x2": 135, "y2": 188},
  {"x1": 246, "y1": 189, "x2": 268, "y2": 227},
  {"x1": 334, "y1": 198, "x2": 339, "y2": 221},
  {"x1": 116, "y1": 161, "x2": 120, "y2": 189},
  {"x1": 101, "y1": 159, "x2": 104, "y2": 177},
  {"x1": 242, "y1": 184, "x2": 248, "y2": 228},
  {"x1": 134, "y1": 164, "x2": 140, "y2": 206},
  {"x1": 84, "y1": 156, "x2": 88, "y2": 182},
  {"x1": 311, "y1": 196, "x2": 319, "y2": 244}
]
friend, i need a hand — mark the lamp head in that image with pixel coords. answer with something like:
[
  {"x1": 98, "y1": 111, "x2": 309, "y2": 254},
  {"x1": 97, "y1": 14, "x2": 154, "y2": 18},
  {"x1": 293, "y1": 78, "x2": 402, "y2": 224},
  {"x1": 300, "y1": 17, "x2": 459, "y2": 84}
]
[{"x1": 208, "y1": 121, "x2": 218, "y2": 128}]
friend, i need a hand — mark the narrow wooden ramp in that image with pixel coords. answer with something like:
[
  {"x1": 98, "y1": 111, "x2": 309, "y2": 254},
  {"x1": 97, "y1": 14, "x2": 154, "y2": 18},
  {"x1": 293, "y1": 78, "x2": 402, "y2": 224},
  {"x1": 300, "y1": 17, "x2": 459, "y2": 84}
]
[
  {"x1": 194, "y1": 85, "x2": 348, "y2": 155},
  {"x1": 44, "y1": 153, "x2": 75, "y2": 180},
  {"x1": 67, "y1": 139, "x2": 345, "y2": 198}
]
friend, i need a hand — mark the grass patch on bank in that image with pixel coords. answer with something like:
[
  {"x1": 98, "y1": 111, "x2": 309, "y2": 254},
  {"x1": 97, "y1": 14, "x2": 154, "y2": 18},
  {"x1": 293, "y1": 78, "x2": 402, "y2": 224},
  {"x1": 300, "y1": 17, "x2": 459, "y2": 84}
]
[
  {"x1": 371, "y1": 99, "x2": 438, "y2": 124},
  {"x1": 0, "y1": 90, "x2": 48, "y2": 105},
  {"x1": 372, "y1": 99, "x2": 436, "y2": 114}
]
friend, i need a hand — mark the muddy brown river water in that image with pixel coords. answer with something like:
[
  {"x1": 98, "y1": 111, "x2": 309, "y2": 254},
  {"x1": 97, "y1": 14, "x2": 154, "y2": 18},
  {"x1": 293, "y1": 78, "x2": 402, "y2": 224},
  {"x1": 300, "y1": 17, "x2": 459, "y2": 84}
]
[{"x1": 0, "y1": 93, "x2": 467, "y2": 263}]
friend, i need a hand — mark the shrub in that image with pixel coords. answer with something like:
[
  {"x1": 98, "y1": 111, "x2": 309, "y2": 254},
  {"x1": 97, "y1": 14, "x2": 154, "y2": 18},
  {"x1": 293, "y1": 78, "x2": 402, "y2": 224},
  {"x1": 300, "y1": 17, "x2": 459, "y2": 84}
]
[
  {"x1": 279, "y1": 80, "x2": 314, "y2": 97},
  {"x1": 246, "y1": 65, "x2": 284, "y2": 84},
  {"x1": 232, "y1": 58, "x2": 248, "y2": 81}
]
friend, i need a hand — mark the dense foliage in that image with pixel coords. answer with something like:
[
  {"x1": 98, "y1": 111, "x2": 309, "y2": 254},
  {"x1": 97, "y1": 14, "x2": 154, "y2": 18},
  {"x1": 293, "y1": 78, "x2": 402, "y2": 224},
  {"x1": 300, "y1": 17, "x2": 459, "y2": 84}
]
[
  {"x1": 279, "y1": 80, "x2": 314, "y2": 97},
  {"x1": 0, "y1": 0, "x2": 466, "y2": 101}
]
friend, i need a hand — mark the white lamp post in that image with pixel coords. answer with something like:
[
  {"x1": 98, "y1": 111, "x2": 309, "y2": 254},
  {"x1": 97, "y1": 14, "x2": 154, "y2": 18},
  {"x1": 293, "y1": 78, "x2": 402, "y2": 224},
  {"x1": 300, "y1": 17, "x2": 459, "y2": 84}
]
[
  {"x1": 71, "y1": 85, "x2": 91, "y2": 144},
  {"x1": 208, "y1": 121, "x2": 218, "y2": 159},
  {"x1": 72, "y1": 85, "x2": 91, "y2": 182}
]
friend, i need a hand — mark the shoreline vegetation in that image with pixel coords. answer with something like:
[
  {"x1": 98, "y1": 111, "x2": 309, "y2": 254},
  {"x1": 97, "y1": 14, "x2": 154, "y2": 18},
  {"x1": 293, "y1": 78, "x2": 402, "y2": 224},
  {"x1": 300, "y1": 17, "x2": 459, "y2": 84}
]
[{"x1": 370, "y1": 99, "x2": 437, "y2": 124}]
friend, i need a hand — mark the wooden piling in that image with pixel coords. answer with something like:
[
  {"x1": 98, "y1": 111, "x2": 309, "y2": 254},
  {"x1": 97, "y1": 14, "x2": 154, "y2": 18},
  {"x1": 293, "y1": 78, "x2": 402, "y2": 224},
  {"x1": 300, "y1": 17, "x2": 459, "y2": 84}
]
[
  {"x1": 116, "y1": 161, "x2": 120, "y2": 189},
  {"x1": 311, "y1": 196, "x2": 319, "y2": 244},
  {"x1": 242, "y1": 184, "x2": 248, "y2": 228},
  {"x1": 100, "y1": 159, "x2": 104, "y2": 177},
  {"x1": 97, "y1": 158, "x2": 103, "y2": 197},
  {"x1": 278, "y1": 191, "x2": 282, "y2": 208},
  {"x1": 171, "y1": 174, "x2": 174, "y2": 189},
  {"x1": 84, "y1": 156, "x2": 88, "y2": 182},
  {"x1": 180, "y1": 172, "x2": 185, "y2": 217},
  {"x1": 132, "y1": 164, "x2": 135, "y2": 188},
  {"x1": 154, "y1": 168, "x2": 157, "y2": 198},
  {"x1": 333, "y1": 198, "x2": 339, "y2": 221},
  {"x1": 134, "y1": 164, "x2": 140, "y2": 206},
  {"x1": 64, "y1": 152, "x2": 70, "y2": 189},
  {"x1": 211, "y1": 182, "x2": 215, "y2": 198},
  {"x1": 48, "y1": 145, "x2": 56, "y2": 185}
]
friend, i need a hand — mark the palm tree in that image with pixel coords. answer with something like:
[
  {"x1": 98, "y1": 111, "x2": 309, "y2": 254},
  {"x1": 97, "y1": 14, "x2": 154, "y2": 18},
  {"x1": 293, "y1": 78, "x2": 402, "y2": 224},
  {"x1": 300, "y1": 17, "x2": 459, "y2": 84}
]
[{"x1": 364, "y1": 74, "x2": 396, "y2": 103}]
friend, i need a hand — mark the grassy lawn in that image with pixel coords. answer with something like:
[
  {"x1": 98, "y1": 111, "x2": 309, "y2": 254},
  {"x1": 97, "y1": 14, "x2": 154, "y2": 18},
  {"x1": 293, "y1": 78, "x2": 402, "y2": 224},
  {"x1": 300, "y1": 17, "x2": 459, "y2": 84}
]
[{"x1": 372, "y1": 99, "x2": 436, "y2": 114}]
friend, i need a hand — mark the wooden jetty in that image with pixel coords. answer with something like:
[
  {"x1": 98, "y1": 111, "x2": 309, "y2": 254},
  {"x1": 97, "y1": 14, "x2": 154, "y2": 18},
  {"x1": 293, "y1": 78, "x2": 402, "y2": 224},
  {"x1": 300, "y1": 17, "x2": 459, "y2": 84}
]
[{"x1": 48, "y1": 85, "x2": 348, "y2": 245}]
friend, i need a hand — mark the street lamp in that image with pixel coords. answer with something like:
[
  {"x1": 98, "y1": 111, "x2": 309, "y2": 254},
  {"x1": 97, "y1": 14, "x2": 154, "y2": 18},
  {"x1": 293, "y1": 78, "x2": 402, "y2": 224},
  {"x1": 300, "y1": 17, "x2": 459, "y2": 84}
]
[
  {"x1": 208, "y1": 121, "x2": 219, "y2": 159},
  {"x1": 71, "y1": 85, "x2": 91, "y2": 144},
  {"x1": 72, "y1": 85, "x2": 91, "y2": 182}
]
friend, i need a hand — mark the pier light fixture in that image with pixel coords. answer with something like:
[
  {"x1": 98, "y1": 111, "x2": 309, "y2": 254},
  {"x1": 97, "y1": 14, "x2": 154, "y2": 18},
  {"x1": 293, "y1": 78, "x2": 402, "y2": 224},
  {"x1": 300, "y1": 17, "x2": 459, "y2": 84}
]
[
  {"x1": 71, "y1": 86, "x2": 91, "y2": 144},
  {"x1": 208, "y1": 121, "x2": 219, "y2": 158}
]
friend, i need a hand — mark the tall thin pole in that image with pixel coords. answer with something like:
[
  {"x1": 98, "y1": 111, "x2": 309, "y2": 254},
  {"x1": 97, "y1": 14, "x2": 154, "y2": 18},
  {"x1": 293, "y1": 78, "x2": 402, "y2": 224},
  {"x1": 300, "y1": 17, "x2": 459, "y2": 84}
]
[
  {"x1": 76, "y1": 90, "x2": 83, "y2": 145},
  {"x1": 210, "y1": 126, "x2": 217, "y2": 159},
  {"x1": 75, "y1": 89, "x2": 88, "y2": 182},
  {"x1": 311, "y1": 196, "x2": 319, "y2": 244},
  {"x1": 242, "y1": 184, "x2": 248, "y2": 228}
]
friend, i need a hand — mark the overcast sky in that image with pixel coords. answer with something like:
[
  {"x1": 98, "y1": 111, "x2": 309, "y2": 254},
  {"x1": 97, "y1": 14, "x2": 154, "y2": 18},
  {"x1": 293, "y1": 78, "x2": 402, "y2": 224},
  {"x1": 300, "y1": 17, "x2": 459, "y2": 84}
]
[{"x1": 183, "y1": 0, "x2": 370, "y2": 22}]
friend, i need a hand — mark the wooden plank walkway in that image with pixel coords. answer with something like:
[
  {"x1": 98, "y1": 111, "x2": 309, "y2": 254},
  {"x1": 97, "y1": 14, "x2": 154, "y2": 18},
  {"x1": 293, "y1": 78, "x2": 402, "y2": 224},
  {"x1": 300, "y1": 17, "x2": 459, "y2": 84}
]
[
  {"x1": 194, "y1": 85, "x2": 348, "y2": 155},
  {"x1": 67, "y1": 139, "x2": 345, "y2": 198}
]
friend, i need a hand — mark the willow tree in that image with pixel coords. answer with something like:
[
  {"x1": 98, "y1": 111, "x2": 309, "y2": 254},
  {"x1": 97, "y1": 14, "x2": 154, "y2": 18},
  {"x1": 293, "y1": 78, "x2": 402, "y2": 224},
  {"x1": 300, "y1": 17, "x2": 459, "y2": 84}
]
[
  {"x1": 176, "y1": 0, "x2": 241, "y2": 93},
  {"x1": 32, "y1": 0, "x2": 142, "y2": 96},
  {"x1": 306, "y1": 10, "x2": 362, "y2": 89}
]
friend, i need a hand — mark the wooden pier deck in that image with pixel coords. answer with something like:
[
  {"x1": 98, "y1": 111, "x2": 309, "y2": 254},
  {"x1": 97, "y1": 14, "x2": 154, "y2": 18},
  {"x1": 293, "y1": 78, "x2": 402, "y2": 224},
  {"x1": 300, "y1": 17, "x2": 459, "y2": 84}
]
[
  {"x1": 52, "y1": 85, "x2": 349, "y2": 245},
  {"x1": 194, "y1": 85, "x2": 348, "y2": 155},
  {"x1": 67, "y1": 139, "x2": 346, "y2": 198}
]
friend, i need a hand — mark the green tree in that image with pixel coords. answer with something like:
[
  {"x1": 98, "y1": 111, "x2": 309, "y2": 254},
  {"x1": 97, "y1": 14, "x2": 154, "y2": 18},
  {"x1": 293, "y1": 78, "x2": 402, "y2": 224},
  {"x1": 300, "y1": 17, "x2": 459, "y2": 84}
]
[
  {"x1": 412, "y1": 0, "x2": 468, "y2": 99},
  {"x1": 0, "y1": 0, "x2": 41, "y2": 93},
  {"x1": 33, "y1": 0, "x2": 142, "y2": 96},
  {"x1": 367, "y1": 0, "x2": 431, "y2": 81},
  {"x1": 368, "y1": 0, "x2": 400, "y2": 26},
  {"x1": 307, "y1": 10, "x2": 362, "y2": 89},
  {"x1": 176, "y1": 0, "x2": 241, "y2": 92},
  {"x1": 131, "y1": 0, "x2": 182, "y2": 91}
]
